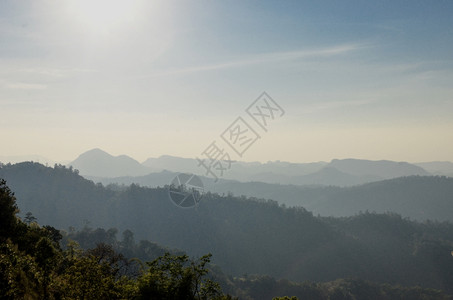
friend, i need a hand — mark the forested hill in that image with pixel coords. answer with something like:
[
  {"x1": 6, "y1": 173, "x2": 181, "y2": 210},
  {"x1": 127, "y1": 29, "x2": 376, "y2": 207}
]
[
  {"x1": 90, "y1": 170, "x2": 453, "y2": 221},
  {"x1": 207, "y1": 176, "x2": 453, "y2": 221},
  {"x1": 1, "y1": 162, "x2": 453, "y2": 294},
  {"x1": 308, "y1": 176, "x2": 453, "y2": 220}
]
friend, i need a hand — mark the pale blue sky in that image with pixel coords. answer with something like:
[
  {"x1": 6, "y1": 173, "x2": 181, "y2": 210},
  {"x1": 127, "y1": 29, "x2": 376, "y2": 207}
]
[{"x1": 1, "y1": 0, "x2": 452, "y2": 163}]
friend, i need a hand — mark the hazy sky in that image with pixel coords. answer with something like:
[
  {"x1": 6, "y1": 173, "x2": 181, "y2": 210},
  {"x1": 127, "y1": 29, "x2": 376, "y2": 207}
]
[{"x1": 1, "y1": 0, "x2": 453, "y2": 163}]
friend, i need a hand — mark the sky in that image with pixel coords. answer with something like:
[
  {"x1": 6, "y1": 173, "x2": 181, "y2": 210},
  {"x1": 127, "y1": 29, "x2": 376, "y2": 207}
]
[{"x1": 1, "y1": 0, "x2": 453, "y2": 164}]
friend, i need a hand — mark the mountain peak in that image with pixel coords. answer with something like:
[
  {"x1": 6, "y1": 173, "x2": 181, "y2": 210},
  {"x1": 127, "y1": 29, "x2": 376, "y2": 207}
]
[
  {"x1": 69, "y1": 149, "x2": 151, "y2": 178},
  {"x1": 328, "y1": 158, "x2": 429, "y2": 178},
  {"x1": 77, "y1": 148, "x2": 112, "y2": 158}
]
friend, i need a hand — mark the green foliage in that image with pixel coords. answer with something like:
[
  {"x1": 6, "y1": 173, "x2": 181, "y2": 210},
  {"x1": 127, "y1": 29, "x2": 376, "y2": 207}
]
[
  {"x1": 0, "y1": 241, "x2": 42, "y2": 299},
  {"x1": 0, "y1": 180, "x2": 232, "y2": 299},
  {"x1": 0, "y1": 179, "x2": 18, "y2": 242},
  {"x1": 137, "y1": 252, "x2": 223, "y2": 300},
  {"x1": 61, "y1": 226, "x2": 184, "y2": 265},
  {"x1": 57, "y1": 248, "x2": 132, "y2": 299},
  {"x1": 2, "y1": 165, "x2": 453, "y2": 299}
]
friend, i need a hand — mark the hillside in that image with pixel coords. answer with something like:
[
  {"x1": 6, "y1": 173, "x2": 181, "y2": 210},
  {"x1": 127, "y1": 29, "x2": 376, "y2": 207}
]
[
  {"x1": 69, "y1": 148, "x2": 152, "y2": 177},
  {"x1": 416, "y1": 161, "x2": 453, "y2": 177},
  {"x1": 329, "y1": 158, "x2": 429, "y2": 178},
  {"x1": 1, "y1": 162, "x2": 453, "y2": 294},
  {"x1": 207, "y1": 175, "x2": 453, "y2": 222},
  {"x1": 70, "y1": 149, "x2": 435, "y2": 186},
  {"x1": 89, "y1": 170, "x2": 453, "y2": 222}
]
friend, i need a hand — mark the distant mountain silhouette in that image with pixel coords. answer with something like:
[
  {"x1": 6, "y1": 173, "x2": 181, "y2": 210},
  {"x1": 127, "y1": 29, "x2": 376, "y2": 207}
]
[
  {"x1": 142, "y1": 155, "x2": 327, "y2": 183},
  {"x1": 292, "y1": 166, "x2": 380, "y2": 186},
  {"x1": 244, "y1": 166, "x2": 376, "y2": 186},
  {"x1": 87, "y1": 170, "x2": 177, "y2": 188},
  {"x1": 0, "y1": 154, "x2": 54, "y2": 165},
  {"x1": 142, "y1": 155, "x2": 199, "y2": 174},
  {"x1": 415, "y1": 161, "x2": 453, "y2": 177},
  {"x1": 229, "y1": 161, "x2": 327, "y2": 183},
  {"x1": 69, "y1": 148, "x2": 152, "y2": 177},
  {"x1": 93, "y1": 163, "x2": 373, "y2": 188},
  {"x1": 142, "y1": 156, "x2": 430, "y2": 186},
  {"x1": 328, "y1": 158, "x2": 429, "y2": 179},
  {"x1": 68, "y1": 149, "x2": 437, "y2": 186}
]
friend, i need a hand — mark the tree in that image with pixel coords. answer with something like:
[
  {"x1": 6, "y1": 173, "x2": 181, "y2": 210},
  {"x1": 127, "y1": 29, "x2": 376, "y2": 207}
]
[
  {"x1": 57, "y1": 242, "x2": 134, "y2": 299},
  {"x1": 137, "y1": 252, "x2": 225, "y2": 300},
  {"x1": 122, "y1": 229, "x2": 135, "y2": 249},
  {"x1": 0, "y1": 241, "x2": 42, "y2": 299},
  {"x1": 24, "y1": 212, "x2": 37, "y2": 225},
  {"x1": 0, "y1": 179, "x2": 18, "y2": 242},
  {"x1": 34, "y1": 237, "x2": 59, "y2": 299},
  {"x1": 85, "y1": 243, "x2": 130, "y2": 278},
  {"x1": 43, "y1": 225, "x2": 63, "y2": 246}
]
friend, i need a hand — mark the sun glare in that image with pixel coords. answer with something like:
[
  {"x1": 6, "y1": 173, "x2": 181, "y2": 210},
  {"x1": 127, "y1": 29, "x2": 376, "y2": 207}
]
[{"x1": 67, "y1": 0, "x2": 141, "y2": 34}]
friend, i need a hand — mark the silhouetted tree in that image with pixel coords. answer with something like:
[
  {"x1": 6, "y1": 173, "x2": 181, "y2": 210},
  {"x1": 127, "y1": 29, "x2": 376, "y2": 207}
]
[{"x1": 24, "y1": 212, "x2": 37, "y2": 225}]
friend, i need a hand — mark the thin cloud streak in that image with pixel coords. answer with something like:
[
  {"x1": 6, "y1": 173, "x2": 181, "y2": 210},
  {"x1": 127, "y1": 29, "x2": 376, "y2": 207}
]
[
  {"x1": 0, "y1": 80, "x2": 47, "y2": 90},
  {"x1": 301, "y1": 99, "x2": 376, "y2": 114},
  {"x1": 17, "y1": 67, "x2": 98, "y2": 78},
  {"x1": 154, "y1": 43, "x2": 370, "y2": 76}
]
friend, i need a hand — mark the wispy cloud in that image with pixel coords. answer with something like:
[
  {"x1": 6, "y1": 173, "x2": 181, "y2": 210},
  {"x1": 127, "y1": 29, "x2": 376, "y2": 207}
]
[
  {"x1": 1, "y1": 80, "x2": 47, "y2": 90},
  {"x1": 302, "y1": 99, "x2": 376, "y2": 114},
  {"x1": 18, "y1": 67, "x2": 98, "y2": 78},
  {"x1": 156, "y1": 43, "x2": 369, "y2": 76}
]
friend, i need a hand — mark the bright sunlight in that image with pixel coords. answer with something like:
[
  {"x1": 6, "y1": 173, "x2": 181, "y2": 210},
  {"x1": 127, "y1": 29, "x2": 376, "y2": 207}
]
[{"x1": 67, "y1": 0, "x2": 142, "y2": 34}]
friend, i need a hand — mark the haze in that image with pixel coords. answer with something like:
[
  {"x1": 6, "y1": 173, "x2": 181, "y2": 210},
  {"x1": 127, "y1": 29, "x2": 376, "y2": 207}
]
[{"x1": 1, "y1": 0, "x2": 453, "y2": 163}]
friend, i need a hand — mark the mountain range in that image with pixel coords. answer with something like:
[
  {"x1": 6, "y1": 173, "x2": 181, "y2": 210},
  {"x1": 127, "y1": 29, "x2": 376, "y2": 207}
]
[
  {"x1": 66, "y1": 148, "x2": 448, "y2": 187},
  {"x1": 69, "y1": 148, "x2": 153, "y2": 177},
  {"x1": 415, "y1": 161, "x2": 453, "y2": 177},
  {"x1": 1, "y1": 161, "x2": 453, "y2": 294},
  {"x1": 88, "y1": 170, "x2": 453, "y2": 222},
  {"x1": 2, "y1": 148, "x2": 452, "y2": 187}
]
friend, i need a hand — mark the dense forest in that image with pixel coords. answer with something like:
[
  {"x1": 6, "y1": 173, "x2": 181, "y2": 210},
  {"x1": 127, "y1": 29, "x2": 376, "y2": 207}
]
[
  {"x1": 1, "y1": 162, "x2": 453, "y2": 298},
  {"x1": 0, "y1": 179, "x2": 231, "y2": 299},
  {"x1": 88, "y1": 167, "x2": 453, "y2": 221},
  {"x1": 1, "y1": 179, "x2": 452, "y2": 299},
  {"x1": 204, "y1": 175, "x2": 453, "y2": 221}
]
